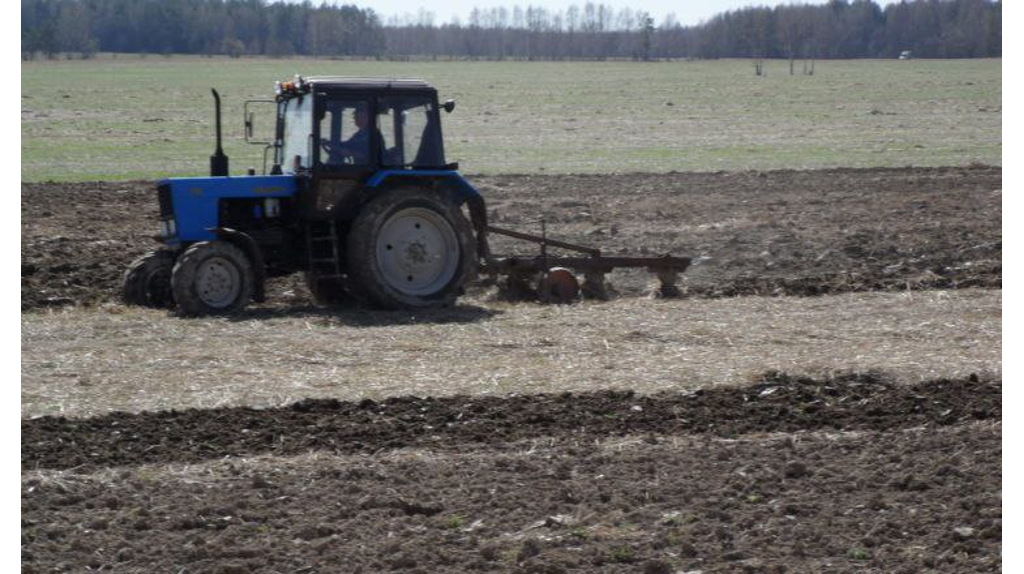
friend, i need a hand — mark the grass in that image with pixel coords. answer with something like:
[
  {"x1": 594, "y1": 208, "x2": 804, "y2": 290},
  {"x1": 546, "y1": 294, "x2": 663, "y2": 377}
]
[
  {"x1": 20, "y1": 289, "x2": 1001, "y2": 418},
  {"x1": 21, "y1": 55, "x2": 1000, "y2": 181},
  {"x1": 848, "y1": 548, "x2": 871, "y2": 560},
  {"x1": 442, "y1": 515, "x2": 465, "y2": 529},
  {"x1": 611, "y1": 546, "x2": 635, "y2": 563}
]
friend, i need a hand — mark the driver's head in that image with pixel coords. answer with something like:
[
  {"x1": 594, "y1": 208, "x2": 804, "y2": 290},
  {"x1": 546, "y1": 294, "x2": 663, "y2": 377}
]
[{"x1": 354, "y1": 107, "x2": 369, "y2": 129}]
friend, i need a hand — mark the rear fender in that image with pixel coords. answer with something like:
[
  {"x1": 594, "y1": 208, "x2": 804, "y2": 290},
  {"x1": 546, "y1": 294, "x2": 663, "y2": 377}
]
[{"x1": 364, "y1": 170, "x2": 480, "y2": 204}]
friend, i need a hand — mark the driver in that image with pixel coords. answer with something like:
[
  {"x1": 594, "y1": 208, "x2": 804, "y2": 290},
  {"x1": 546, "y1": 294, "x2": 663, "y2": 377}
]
[{"x1": 325, "y1": 106, "x2": 382, "y2": 165}]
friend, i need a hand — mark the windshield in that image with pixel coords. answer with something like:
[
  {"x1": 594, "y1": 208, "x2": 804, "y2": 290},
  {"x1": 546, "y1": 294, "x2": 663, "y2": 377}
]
[{"x1": 279, "y1": 96, "x2": 313, "y2": 172}]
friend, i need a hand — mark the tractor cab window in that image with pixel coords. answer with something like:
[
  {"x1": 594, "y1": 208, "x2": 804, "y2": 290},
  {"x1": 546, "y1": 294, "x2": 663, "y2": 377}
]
[
  {"x1": 280, "y1": 95, "x2": 313, "y2": 173},
  {"x1": 319, "y1": 99, "x2": 376, "y2": 167},
  {"x1": 378, "y1": 97, "x2": 444, "y2": 168}
]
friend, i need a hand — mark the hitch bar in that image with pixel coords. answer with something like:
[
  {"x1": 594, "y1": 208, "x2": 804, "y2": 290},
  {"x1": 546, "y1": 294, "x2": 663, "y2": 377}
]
[
  {"x1": 487, "y1": 225, "x2": 601, "y2": 257},
  {"x1": 482, "y1": 253, "x2": 691, "y2": 275},
  {"x1": 481, "y1": 224, "x2": 691, "y2": 276}
]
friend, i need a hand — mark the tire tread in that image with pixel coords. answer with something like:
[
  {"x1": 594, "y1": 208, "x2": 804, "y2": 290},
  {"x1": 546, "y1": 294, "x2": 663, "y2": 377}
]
[
  {"x1": 122, "y1": 249, "x2": 176, "y2": 308},
  {"x1": 346, "y1": 187, "x2": 476, "y2": 309}
]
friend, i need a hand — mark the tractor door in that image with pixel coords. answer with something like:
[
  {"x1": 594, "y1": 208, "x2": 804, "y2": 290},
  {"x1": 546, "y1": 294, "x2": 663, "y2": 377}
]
[{"x1": 303, "y1": 95, "x2": 377, "y2": 220}]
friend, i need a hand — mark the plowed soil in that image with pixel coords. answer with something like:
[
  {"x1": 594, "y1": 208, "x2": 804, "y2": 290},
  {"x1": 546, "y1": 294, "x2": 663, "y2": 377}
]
[
  {"x1": 21, "y1": 166, "x2": 1001, "y2": 310},
  {"x1": 21, "y1": 166, "x2": 1001, "y2": 572},
  {"x1": 22, "y1": 374, "x2": 1000, "y2": 573},
  {"x1": 22, "y1": 372, "x2": 998, "y2": 470}
]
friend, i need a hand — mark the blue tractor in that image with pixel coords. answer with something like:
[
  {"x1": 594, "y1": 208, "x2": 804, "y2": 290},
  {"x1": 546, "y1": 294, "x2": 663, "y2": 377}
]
[
  {"x1": 124, "y1": 76, "x2": 691, "y2": 315},
  {"x1": 123, "y1": 77, "x2": 491, "y2": 314}
]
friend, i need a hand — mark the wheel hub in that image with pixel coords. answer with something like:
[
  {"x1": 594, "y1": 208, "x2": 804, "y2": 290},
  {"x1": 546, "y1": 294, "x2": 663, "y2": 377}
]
[
  {"x1": 195, "y1": 257, "x2": 241, "y2": 308},
  {"x1": 377, "y1": 208, "x2": 459, "y2": 296},
  {"x1": 404, "y1": 241, "x2": 429, "y2": 266}
]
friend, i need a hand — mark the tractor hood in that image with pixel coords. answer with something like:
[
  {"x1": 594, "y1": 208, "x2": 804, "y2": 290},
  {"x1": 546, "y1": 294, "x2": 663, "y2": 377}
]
[{"x1": 157, "y1": 175, "x2": 297, "y2": 243}]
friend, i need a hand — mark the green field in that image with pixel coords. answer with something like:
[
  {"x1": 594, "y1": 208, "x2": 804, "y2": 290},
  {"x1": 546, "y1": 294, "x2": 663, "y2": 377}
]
[{"x1": 21, "y1": 56, "x2": 1000, "y2": 181}]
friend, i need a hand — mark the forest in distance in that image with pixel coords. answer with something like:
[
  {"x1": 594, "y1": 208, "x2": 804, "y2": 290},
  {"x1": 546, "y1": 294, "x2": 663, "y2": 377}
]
[{"x1": 22, "y1": 0, "x2": 1001, "y2": 61}]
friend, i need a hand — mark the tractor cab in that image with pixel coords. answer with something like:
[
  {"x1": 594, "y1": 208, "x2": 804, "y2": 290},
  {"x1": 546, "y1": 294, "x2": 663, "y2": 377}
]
[
  {"x1": 258, "y1": 77, "x2": 463, "y2": 221},
  {"x1": 273, "y1": 77, "x2": 452, "y2": 175}
]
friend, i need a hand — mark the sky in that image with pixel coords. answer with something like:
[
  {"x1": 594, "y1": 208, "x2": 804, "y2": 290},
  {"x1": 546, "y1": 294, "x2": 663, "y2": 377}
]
[{"x1": 346, "y1": 0, "x2": 899, "y2": 27}]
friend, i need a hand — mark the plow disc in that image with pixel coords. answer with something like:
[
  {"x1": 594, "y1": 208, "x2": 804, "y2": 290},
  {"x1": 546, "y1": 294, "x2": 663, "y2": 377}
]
[{"x1": 538, "y1": 267, "x2": 580, "y2": 304}]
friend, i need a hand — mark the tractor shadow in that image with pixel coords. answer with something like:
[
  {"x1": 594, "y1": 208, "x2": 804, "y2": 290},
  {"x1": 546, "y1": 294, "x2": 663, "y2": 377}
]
[{"x1": 221, "y1": 302, "x2": 501, "y2": 327}]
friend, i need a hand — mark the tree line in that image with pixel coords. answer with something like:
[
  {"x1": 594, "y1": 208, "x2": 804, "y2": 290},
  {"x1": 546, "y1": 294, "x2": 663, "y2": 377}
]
[
  {"x1": 21, "y1": 0, "x2": 1001, "y2": 60},
  {"x1": 21, "y1": 0, "x2": 386, "y2": 58}
]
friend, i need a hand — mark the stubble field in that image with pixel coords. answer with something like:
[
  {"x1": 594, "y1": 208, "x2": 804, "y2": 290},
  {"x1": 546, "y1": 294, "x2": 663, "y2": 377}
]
[{"x1": 21, "y1": 58, "x2": 1001, "y2": 573}]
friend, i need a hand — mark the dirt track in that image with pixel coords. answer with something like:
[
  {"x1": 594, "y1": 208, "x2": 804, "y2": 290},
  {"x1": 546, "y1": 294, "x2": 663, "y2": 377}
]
[{"x1": 21, "y1": 166, "x2": 1001, "y2": 309}]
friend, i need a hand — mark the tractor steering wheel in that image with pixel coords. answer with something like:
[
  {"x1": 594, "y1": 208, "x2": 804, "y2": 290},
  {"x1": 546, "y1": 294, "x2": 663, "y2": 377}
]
[{"x1": 320, "y1": 138, "x2": 348, "y2": 164}]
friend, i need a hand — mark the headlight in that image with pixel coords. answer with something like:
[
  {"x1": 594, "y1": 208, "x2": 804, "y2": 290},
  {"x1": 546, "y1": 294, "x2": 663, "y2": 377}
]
[
  {"x1": 264, "y1": 198, "x2": 280, "y2": 218},
  {"x1": 159, "y1": 219, "x2": 176, "y2": 237}
]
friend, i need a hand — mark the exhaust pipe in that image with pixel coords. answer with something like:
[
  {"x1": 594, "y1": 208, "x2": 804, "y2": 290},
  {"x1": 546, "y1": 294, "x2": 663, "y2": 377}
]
[{"x1": 210, "y1": 88, "x2": 229, "y2": 177}]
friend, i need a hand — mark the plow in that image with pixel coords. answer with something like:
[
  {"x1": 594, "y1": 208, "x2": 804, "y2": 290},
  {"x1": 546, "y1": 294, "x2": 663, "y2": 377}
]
[
  {"x1": 481, "y1": 221, "x2": 690, "y2": 303},
  {"x1": 122, "y1": 76, "x2": 690, "y2": 314}
]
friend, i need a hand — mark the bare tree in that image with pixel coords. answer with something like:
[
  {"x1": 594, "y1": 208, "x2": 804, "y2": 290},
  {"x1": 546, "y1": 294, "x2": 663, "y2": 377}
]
[{"x1": 20, "y1": 0, "x2": 1003, "y2": 61}]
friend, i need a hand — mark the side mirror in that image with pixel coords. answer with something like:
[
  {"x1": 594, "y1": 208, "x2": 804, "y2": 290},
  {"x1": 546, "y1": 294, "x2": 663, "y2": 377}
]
[
  {"x1": 443, "y1": 99, "x2": 456, "y2": 113},
  {"x1": 243, "y1": 99, "x2": 274, "y2": 145}
]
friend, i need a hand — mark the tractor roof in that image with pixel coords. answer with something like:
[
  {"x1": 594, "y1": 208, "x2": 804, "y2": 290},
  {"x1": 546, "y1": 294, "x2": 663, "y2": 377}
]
[
  {"x1": 275, "y1": 76, "x2": 436, "y2": 100},
  {"x1": 304, "y1": 77, "x2": 434, "y2": 91}
]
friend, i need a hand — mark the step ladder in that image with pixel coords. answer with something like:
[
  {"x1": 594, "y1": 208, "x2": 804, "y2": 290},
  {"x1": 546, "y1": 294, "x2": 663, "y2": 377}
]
[{"x1": 306, "y1": 220, "x2": 343, "y2": 279}]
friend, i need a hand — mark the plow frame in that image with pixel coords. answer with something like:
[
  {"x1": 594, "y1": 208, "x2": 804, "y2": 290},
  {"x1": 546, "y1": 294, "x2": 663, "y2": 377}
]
[{"x1": 479, "y1": 221, "x2": 691, "y2": 302}]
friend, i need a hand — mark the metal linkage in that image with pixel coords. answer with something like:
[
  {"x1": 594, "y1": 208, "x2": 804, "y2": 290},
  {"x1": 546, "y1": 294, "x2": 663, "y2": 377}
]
[{"x1": 487, "y1": 224, "x2": 601, "y2": 257}]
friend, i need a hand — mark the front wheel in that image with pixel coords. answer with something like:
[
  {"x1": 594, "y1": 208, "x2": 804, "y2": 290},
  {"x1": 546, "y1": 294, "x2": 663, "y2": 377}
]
[
  {"x1": 346, "y1": 188, "x2": 476, "y2": 309},
  {"x1": 170, "y1": 241, "x2": 254, "y2": 316},
  {"x1": 122, "y1": 249, "x2": 176, "y2": 308}
]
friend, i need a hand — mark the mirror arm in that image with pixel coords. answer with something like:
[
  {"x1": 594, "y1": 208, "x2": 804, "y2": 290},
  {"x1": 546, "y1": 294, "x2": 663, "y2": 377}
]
[{"x1": 243, "y1": 99, "x2": 275, "y2": 145}]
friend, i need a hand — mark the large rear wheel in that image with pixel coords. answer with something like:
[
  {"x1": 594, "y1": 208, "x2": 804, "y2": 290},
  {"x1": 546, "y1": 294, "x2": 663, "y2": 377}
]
[
  {"x1": 346, "y1": 188, "x2": 476, "y2": 309},
  {"x1": 170, "y1": 241, "x2": 254, "y2": 316}
]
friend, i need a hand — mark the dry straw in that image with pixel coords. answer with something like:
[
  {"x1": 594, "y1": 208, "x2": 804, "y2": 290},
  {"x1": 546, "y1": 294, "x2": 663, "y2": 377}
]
[{"x1": 21, "y1": 289, "x2": 1000, "y2": 418}]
